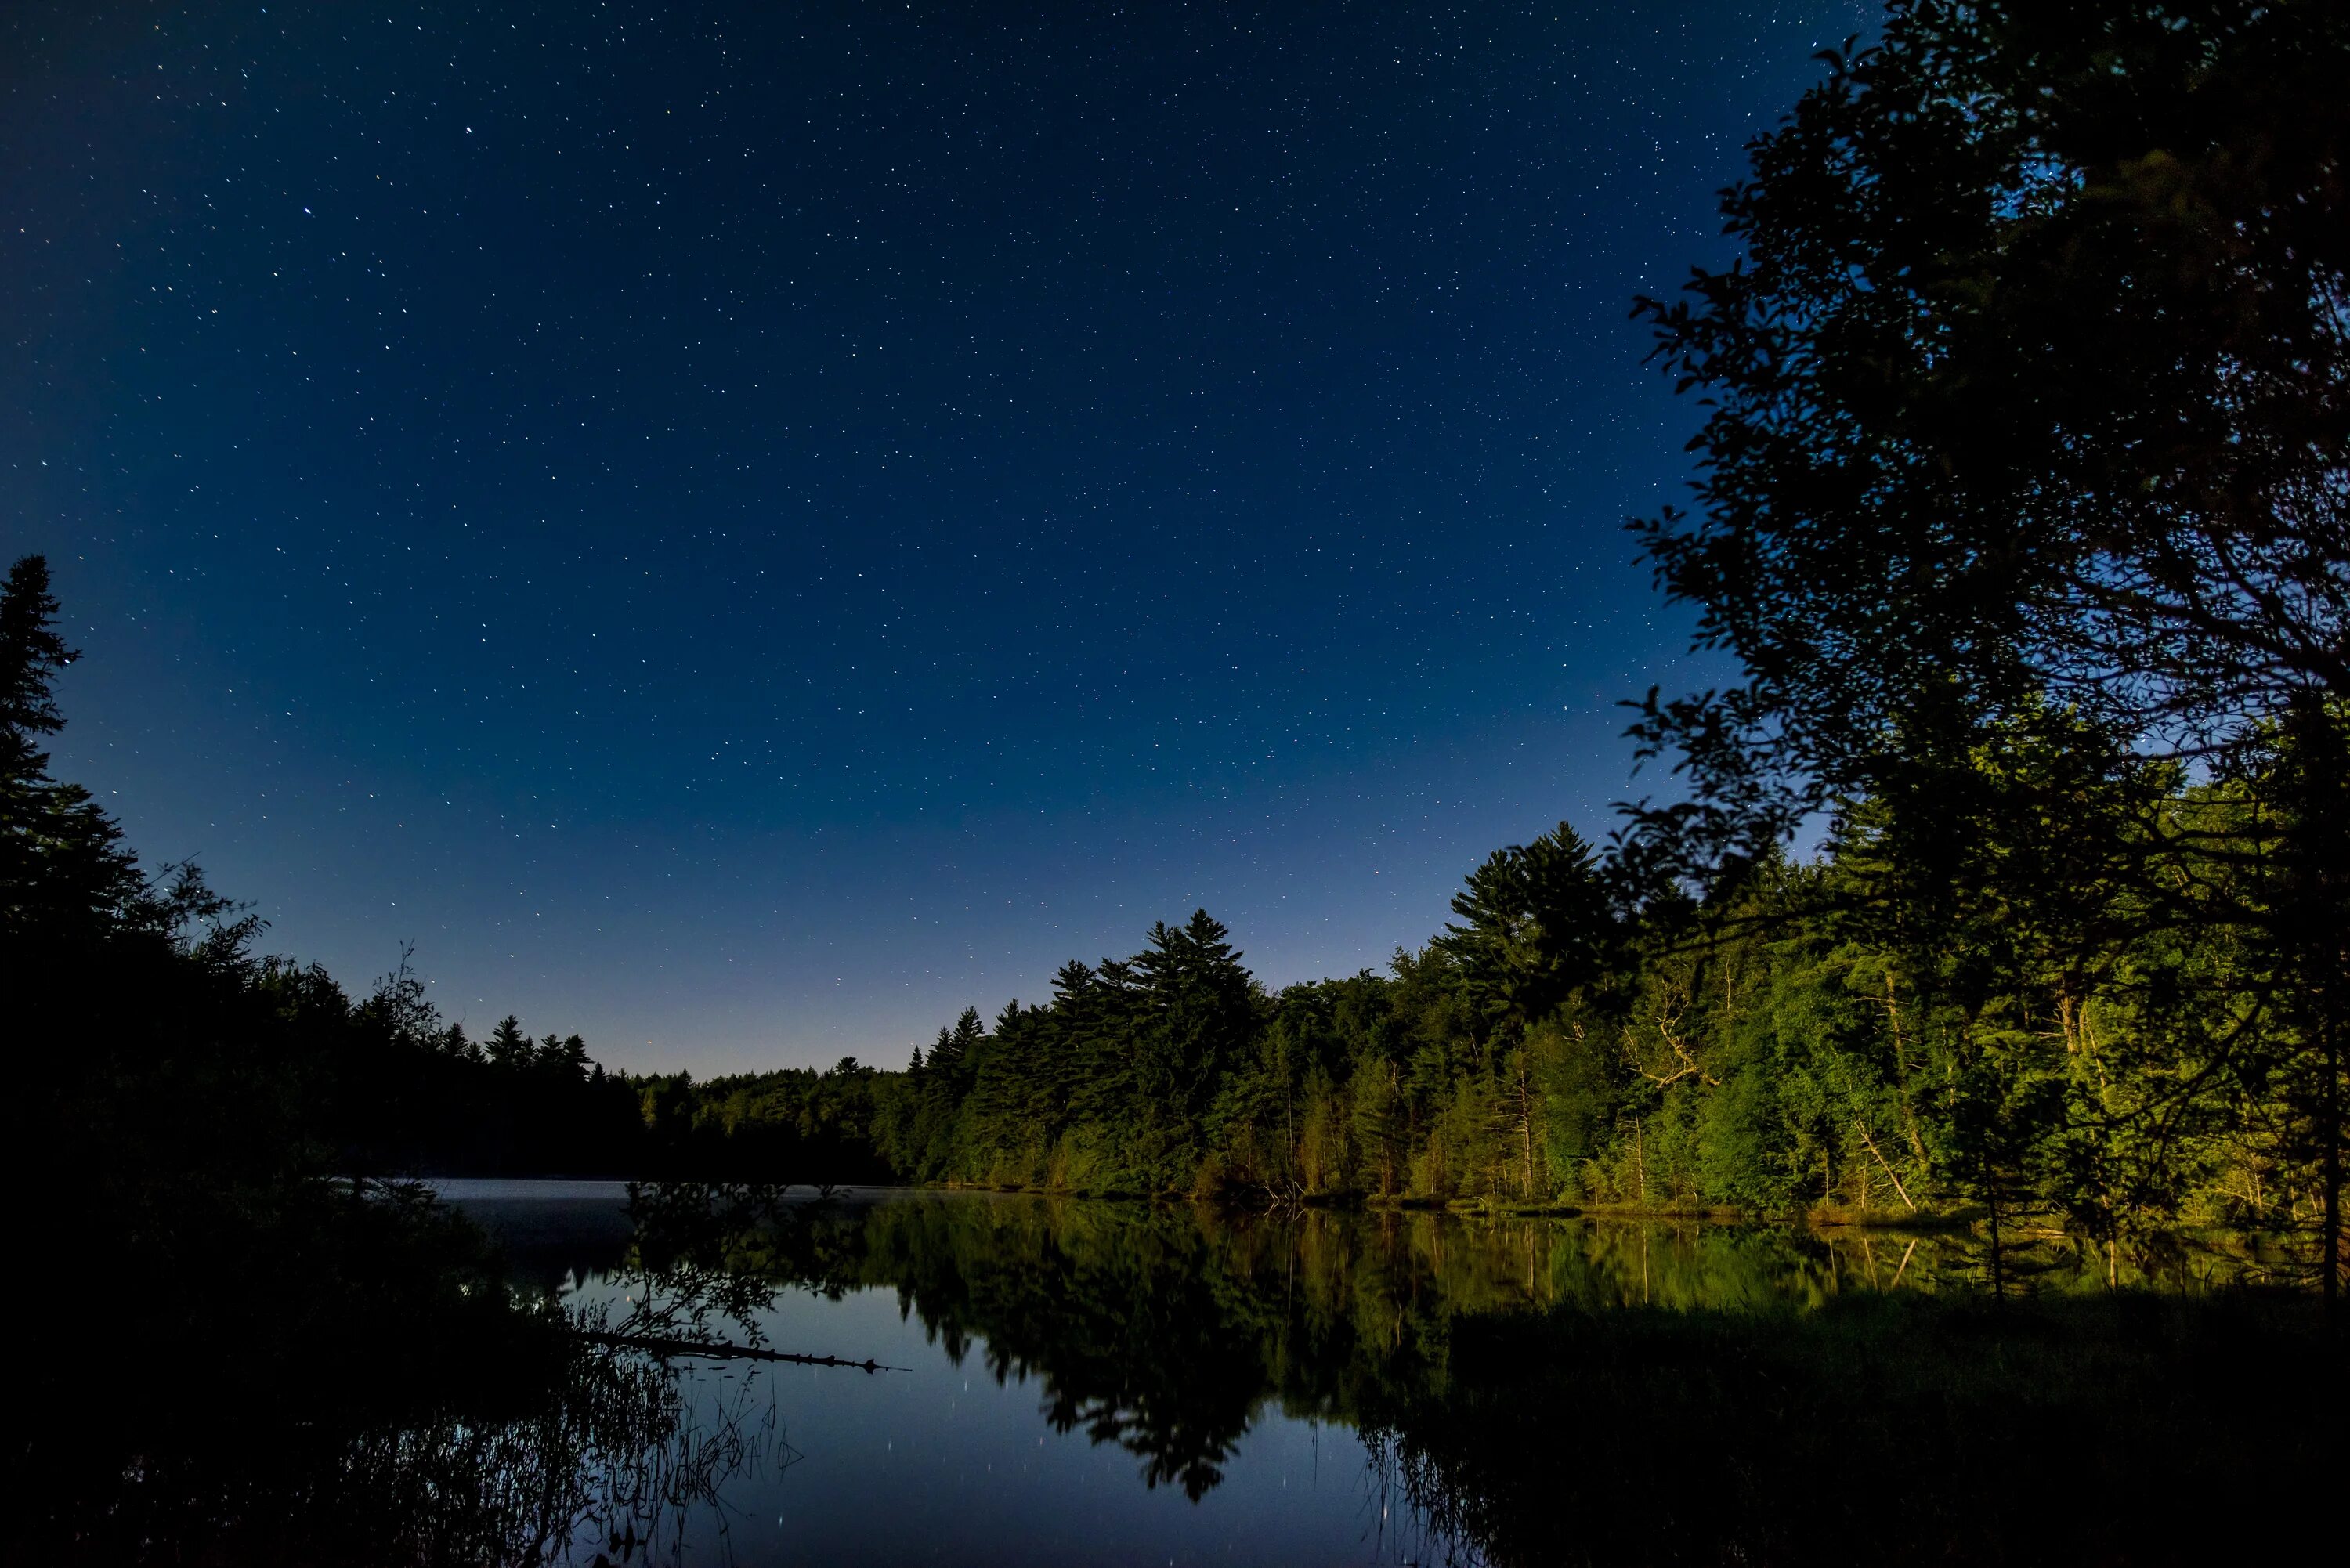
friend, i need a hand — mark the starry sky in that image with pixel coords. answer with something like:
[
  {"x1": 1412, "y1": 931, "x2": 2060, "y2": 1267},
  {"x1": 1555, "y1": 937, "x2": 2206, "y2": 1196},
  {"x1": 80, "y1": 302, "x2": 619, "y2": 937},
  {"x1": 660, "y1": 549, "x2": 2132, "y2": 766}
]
[{"x1": 2, "y1": 1, "x2": 1868, "y2": 1073}]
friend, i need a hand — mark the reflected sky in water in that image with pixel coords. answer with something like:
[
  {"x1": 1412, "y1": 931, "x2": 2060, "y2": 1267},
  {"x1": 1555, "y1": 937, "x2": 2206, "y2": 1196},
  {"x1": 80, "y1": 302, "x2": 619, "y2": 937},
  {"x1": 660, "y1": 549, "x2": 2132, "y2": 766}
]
[
  {"x1": 444, "y1": 1182, "x2": 1434, "y2": 1567},
  {"x1": 654, "y1": 1291, "x2": 1412, "y2": 1568},
  {"x1": 432, "y1": 1180, "x2": 2289, "y2": 1567}
]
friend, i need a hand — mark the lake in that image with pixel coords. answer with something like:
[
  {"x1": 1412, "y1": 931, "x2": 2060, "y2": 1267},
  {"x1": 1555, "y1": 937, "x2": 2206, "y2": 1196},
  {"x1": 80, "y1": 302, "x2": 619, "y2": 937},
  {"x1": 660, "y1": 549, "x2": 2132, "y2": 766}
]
[
  {"x1": 443, "y1": 1182, "x2": 1443, "y2": 1567},
  {"x1": 408, "y1": 1181, "x2": 2314, "y2": 1567}
]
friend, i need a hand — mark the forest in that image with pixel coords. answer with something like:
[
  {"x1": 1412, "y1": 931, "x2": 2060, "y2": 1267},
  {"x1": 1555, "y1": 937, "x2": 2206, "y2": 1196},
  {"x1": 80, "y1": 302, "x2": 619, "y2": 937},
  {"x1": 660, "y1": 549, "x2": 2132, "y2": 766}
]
[
  {"x1": 14, "y1": 3, "x2": 2345, "y2": 1557},
  {"x1": 9, "y1": 0, "x2": 2344, "y2": 1310},
  {"x1": 432, "y1": 0, "x2": 2350, "y2": 1295},
  {"x1": 866, "y1": 738, "x2": 2340, "y2": 1263},
  {"x1": 10, "y1": 524, "x2": 2336, "y2": 1285}
]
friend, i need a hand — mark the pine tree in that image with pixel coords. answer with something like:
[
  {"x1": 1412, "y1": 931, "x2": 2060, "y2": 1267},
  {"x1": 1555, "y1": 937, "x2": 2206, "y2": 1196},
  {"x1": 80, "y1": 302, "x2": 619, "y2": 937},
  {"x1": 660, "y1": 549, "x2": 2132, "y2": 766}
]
[
  {"x1": 1434, "y1": 822, "x2": 1616, "y2": 1046},
  {"x1": 1, "y1": 556, "x2": 153, "y2": 941},
  {"x1": 486, "y1": 1015, "x2": 531, "y2": 1069}
]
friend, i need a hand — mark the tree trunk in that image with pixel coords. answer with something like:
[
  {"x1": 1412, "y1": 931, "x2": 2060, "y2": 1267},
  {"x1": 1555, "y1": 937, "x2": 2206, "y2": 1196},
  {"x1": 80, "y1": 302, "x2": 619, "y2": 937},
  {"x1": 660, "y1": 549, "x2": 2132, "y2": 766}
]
[
  {"x1": 1519, "y1": 1071, "x2": 1536, "y2": 1198},
  {"x1": 2283, "y1": 694, "x2": 2345, "y2": 1316},
  {"x1": 1885, "y1": 974, "x2": 1930, "y2": 1168},
  {"x1": 2324, "y1": 1012, "x2": 2341, "y2": 1314},
  {"x1": 1983, "y1": 1148, "x2": 2005, "y2": 1299}
]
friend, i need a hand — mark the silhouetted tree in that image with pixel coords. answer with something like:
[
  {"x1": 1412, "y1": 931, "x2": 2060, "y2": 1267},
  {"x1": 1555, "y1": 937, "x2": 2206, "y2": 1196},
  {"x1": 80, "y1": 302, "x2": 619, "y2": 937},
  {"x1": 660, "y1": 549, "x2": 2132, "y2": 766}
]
[
  {"x1": 1629, "y1": 0, "x2": 2349, "y2": 1299},
  {"x1": 1434, "y1": 822, "x2": 1619, "y2": 1044},
  {"x1": 486, "y1": 1014, "x2": 532, "y2": 1069}
]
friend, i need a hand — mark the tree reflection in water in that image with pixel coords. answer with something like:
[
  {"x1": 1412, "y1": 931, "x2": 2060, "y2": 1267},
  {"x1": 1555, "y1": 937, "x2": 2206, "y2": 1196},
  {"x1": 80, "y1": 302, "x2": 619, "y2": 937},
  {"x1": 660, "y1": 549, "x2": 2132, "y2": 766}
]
[
  {"x1": 38, "y1": 1182, "x2": 797, "y2": 1566},
  {"x1": 627, "y1": 1190, "x2": 2338, "y2": 1568},
  {"x1": 323, "y1": 1342, "x2": 792, "y2": 1567},
  {"x1": 46, "y1": 1189, "x2": 2335, "y2": 1566},
  {"x1": 68, "y1": 1316, "x2": 801, "y2": 1566}
]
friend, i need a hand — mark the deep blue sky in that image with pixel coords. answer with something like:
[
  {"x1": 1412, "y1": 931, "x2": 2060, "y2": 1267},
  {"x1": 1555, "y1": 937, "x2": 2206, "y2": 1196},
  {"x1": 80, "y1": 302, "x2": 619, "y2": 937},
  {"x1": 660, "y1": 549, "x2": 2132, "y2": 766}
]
[{"x1": 2, "y1": 1, "x2": 1864, "y2": 1073}]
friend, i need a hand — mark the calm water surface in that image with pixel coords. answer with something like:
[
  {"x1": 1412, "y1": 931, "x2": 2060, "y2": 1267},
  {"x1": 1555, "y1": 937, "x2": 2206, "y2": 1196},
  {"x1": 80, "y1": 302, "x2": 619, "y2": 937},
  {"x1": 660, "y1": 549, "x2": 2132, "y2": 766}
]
[
  {"x1": 425, "y1": 1181, "x2": 2262, "y2": 1567},
  {"x1": 440, "y1": 1183, "x2": 1433, "y2": 1566}
]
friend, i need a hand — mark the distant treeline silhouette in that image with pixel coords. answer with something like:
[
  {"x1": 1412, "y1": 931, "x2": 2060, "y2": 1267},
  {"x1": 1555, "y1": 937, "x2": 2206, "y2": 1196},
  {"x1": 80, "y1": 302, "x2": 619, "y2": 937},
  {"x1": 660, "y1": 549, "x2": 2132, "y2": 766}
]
[{"x1": 316, "y1": 962, "x2": 898, "y2": 1184}]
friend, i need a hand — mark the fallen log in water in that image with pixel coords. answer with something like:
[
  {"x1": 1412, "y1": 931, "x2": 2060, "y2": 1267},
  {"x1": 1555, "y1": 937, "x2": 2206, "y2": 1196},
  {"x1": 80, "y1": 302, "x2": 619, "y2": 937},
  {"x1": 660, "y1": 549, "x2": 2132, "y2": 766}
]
[{"x1": 577, "y1": 1330, "x2": 901, "y2": 1371}]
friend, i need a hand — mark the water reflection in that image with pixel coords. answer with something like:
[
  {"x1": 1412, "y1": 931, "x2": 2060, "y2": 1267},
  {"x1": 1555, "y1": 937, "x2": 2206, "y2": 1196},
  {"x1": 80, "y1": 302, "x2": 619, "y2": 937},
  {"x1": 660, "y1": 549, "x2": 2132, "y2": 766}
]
[
  {"x1": 54, "y1": 1186, "x2": 2330, "y2": 1566},
  {"x1": 39, "y1": 1290, "x2": 789, "y2": 1566},
  {"x1": 563, "y1": 1190, "x2": 2325, "y2": 1567}
]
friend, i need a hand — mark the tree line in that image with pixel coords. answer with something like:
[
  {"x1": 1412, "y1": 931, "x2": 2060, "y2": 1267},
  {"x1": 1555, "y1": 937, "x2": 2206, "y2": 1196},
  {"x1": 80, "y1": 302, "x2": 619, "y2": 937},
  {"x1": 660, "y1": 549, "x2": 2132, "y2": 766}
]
[
  {"x1": 5, "y1": 551, "x2": 2337, "y2": 1282},
  {"x1": 870, "y1": 753, "x2": 2334, "y2": 1263},
  {"x1": 10, "y1": 2, "x2": 2343, "y2": 1297},
  {"x1": 776, "y1": 0, "x2": 2350, "y2": 1303},
  {"x1": 324, "y1": 953, "x2": 897, "y2": 1184}
]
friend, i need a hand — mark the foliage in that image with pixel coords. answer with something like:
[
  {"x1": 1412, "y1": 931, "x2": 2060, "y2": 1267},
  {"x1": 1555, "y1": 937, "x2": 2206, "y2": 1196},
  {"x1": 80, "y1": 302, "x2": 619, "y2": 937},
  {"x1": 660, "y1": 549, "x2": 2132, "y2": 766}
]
[
  {"x1": 865, "y1": 741, "x2": 2330, "y2": 1281},
  {"x1": 4, "y1": 555, "x2": 774, "y2": 1563},
  {"x1": 1621, "y1": 0, "x2": 2350, "y2": 1292}
]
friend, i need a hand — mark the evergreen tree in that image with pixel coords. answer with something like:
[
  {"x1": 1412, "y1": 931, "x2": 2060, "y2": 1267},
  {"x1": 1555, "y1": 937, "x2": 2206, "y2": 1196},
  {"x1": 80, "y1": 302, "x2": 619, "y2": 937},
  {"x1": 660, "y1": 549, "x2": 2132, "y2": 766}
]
[
  {"x1": 486, "y1": 1015, "x2": 532, "y2": 1069},
  {"x1": 1434, "y1": 822, "x2": 1618, "y2": 1045},
  {"x1": 1, "y1": 556, "x2": 157, "y2": 942}
]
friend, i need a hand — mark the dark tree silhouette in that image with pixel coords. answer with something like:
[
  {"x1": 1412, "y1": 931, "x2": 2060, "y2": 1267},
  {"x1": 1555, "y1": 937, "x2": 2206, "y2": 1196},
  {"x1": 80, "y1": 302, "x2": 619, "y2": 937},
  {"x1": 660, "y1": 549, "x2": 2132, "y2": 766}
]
[{"x1": 1627, "y1": 0, "x2": 2349, "y2": 1302}]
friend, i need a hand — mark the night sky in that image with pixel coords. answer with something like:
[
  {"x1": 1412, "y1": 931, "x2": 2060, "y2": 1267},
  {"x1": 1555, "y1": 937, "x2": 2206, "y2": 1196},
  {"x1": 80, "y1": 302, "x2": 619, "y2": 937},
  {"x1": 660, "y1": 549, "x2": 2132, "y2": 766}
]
[{"x1": 3, "y1": 1, "x2": 1866, "y2": 1072}]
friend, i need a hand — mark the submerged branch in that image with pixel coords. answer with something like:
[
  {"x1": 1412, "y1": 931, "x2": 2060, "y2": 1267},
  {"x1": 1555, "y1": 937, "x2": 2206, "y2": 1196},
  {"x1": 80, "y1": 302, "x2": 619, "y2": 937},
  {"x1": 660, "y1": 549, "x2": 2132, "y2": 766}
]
[{"x1": 577, "y1": 1330, "x2": 903, "y2": 1372}]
